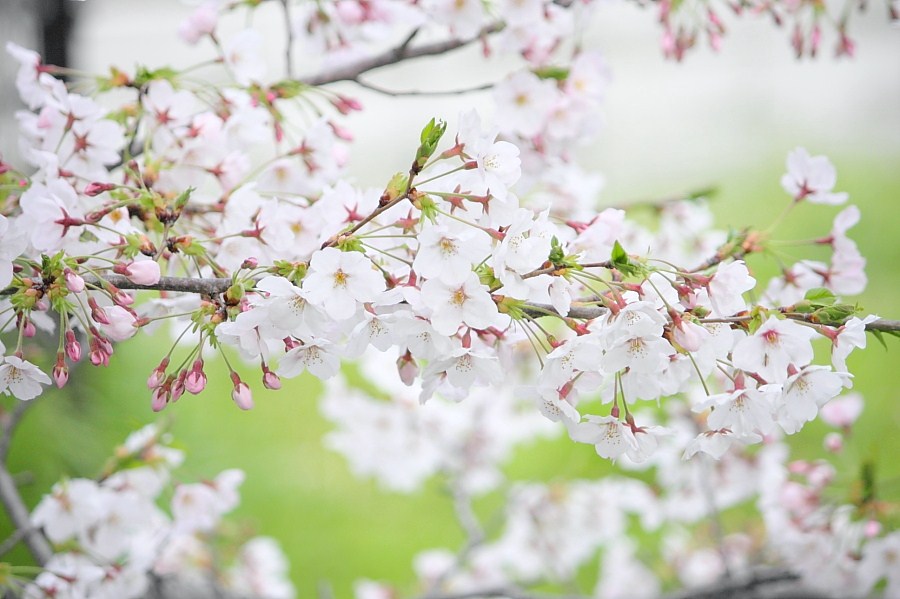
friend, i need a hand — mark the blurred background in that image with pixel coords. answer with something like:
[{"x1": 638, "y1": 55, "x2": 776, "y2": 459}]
[{"x1": 1, "y1": 1, "x2": 899, "y2": 597}]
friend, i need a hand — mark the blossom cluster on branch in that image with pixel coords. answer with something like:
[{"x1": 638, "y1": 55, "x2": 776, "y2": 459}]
[{"x1": 0, "y1": 0, "x2": 898, "y2": 598}]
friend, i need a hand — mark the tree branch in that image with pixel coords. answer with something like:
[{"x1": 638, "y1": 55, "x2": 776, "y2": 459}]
[
  {"x1": 0, "y1": 460, "x2": 52, "y2": 566},
  {"x1": 302, "y1": 22, "x2": 504, "y2": 86}
]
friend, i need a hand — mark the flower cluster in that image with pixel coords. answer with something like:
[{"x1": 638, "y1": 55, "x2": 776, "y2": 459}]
[
  {"x1": 0, "y1": 1, "x2": 896, "y2": 597},
  {"x1": 20, "y1": 424, "x2": 294, "y2": 599}
]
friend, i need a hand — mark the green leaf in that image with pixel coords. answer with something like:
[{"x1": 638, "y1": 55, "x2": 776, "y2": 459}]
[
  {"x1": 533, "y1": 66, "x2": 570, "y2": 81},
  {"x1": 414, "y1": 118, "x2": 447, "y2": 173},
  {"x1": 812, "y1": 304, "x2": 858, "y2": 326},
  {"x1": 804, "y1": 287, "x2": 837, "y2": 306},
  {"x1": 133, "y1": 66, "x2": 179, "y2": 87},
  {"x1": 610, "y1": 240, "x2": 643, "y2": 277},
  {"x1": 548, "y1": 236, "x2": 565, "y2": 265},
  {"x1": 871, "y1": 329, "x2": 888, "y2": 350}
]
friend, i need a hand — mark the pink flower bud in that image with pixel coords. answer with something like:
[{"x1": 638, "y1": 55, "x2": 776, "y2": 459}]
[
  {"x1": 151, "y1": 386, "x2": 169, "y2": 412},
  {"x1": 90, "y1": 349, "x2": 108, "y2": 366},
  {"x1": 230, "y1": 372, "x2": 253, "y2": 410},
  {"x1": 172, "y1": 371, "x2": 186, "y2": 402},
  {"x1": 22, "y1": 319, "x2": 36, "y2": 338},
  {"x1": 331, "y1": 94, "x2": 363, "y2": 115},
  {"x1": 83, "y1": 182, "x2": 117, "y2": 196},
  {"x1": 116, "y1": 259, "x2": 161, "y2": 286},
  {"x1": 89, "y1": 298, "x2": 110, "y2": 324},
  {"x1": 64, "y1": 268, "x2": 85, "y2": 293},
  {"x1": 185, "y1": 360, "x2": 207, "y2": 394},
  {"x1": 65, "y1": 331, "x2": 82, "y2": 362},
  {"x1": 148, "y1": 357, "x2": 169, "y2": 389},
  {"x1": 262, "y1": 367, "x2": 281, "y2": 390},
  {"x1": 53, "y1": 354, "x2": 68, "y2": 388},
  {"x1": 397, "y1": 352, "x2": 418, "y2": 386},
  {"x1": 240, "y1": 257, "x2": 259, "y2": 270},
  {"x1": 823, "y1": 432, "x2": 843, "y2": 453},
  {"x1": 112, "y1": 289, "x2": 135, "y2": 307}
]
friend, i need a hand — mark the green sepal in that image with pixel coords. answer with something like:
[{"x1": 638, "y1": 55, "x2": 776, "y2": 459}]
[
  {"x1": 496, "y1": 296, "x2": 527, "y2": 320},
  {"x1": 270, "y1": 260, "x2": 308, "y2": 286},
  {"x1": 336, "y1": 236, "x2": 365, "y2": 253},
  {"x1": 416, "y1": 195, "x2": 439, "y2": 224},
  {"x1": 476, "y1": 264, "x2": 500, "y2": 289},
  {"x1": 382, "y1": 172, "x2": 409, "y2": 204},
  {"x1": 548, "y1": 236, "x2": 582, "y2": 271}
]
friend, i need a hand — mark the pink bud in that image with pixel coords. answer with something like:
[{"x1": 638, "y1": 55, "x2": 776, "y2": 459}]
[
  {"x1": 83, "y1": 182, "x2": 117, "y2": 196},
  {"x1": 53, "y1": 355, "x2": 68, "y2": 388},
  {"x1": 90, "y1": 349, "x2": 107, "y2": 366},
  {"x1": 148, "y1": 358, "x2": 169, "y2": 389},
  {"x1": 397, "y1": 353, "x2": 418, "y2": 386},
  {"x1": 240, "y1": 257, "x2": 258, "y2": 270},
  {"x1": 172, "y1": 371, "x2": 187, "y2": 402},
  {"x1": 151, "y1": 386, "x2": 169, "y2": 412},
  {"x1": 65, "y1": 331, "x2": 82, "y2": 362},
  {"x1": 117, "y1": 260, "x2": 161, "y2": 286},
  {"x1": 232, "y1": 382, "x2": 254, "y2": 410},
  {"x1": 89, "y1": 298, "x2": 110, "y2": 324},
  {"x1": 331, "y1": 94, "x2": 363, "y2": 115},
  {"x1": 230, "y1": 372, "x2": 253, "y2": 410},
  {"x1": 22, "y1": 319, "x2": 36, "y2": 338},
  {"x1": 823, "y1": 432, "x2": 843, "y2": 453},
  {"x1": 328, "y1": 121, "x2": 354, "y2": 141},
  {"x1": 185, "y1": 360, "x2": 207, "y2": 394},
  {"x1": 64, "y1": 268, "x2": 85, "y2": 293},
  {"x1": 112, "y1": 289, "x2": 135, "y2": 307},
  {"x1": 262, "y1": 369, "x2": 281, "y2": 390}
]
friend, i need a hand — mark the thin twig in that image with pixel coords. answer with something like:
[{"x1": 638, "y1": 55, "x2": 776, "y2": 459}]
[
  {"x1": 302, "y1": 22, "x2": 506, "y2": 86},
  {"x1": 279, "y1": 0, "x2": 294, "y2": 78},
  {"x1": 354, "y1": 78, "x2": 495, "y2": 97}
]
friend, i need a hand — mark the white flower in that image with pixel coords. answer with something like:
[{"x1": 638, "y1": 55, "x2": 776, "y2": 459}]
[
  {"x1": 0, "y1": 356, "x2": 51, "y2": 401},
  {"x1": 31, "y1": 478, "x2": 104, "y2": 542},
  {"x1": 420, "y1": 272, "x2": 508, "y2": 336},
  {"x1": 224, "y1": 29, "x2": 267, "y2": 86},
  {"x1": 493, "y1": 70, "x2": 558, "y2": 138},
  {"x1": 413, "y1": 219, "x2": 491, "y2": 285},
  {"x1": 781, "y1": 147, "x2": 848, "y2": 205},
  {"x1": 707, "y1": 260, "x2": 755, "y2": 317},
  {"x1": 774, "y1": 366, "x2": 846, "y2": 434},
  {"x1": 303, "y1": 248, "x2": 384, "y2": 320},
  {"x1": 694, "y1": 385, "x2": 777, "y2": 438},
  {"x1": 732, "y1": 316, "x2": 817, "y2": 383},
  {"x1": 566, "y1": 415, "x2": 638, "y2": 461},
  {"x1": 278, "y1": 338, "x2": 341, "y2": 380},
  {"x1": 0, "y1": 214, "x2": 26, "y2": 287}
]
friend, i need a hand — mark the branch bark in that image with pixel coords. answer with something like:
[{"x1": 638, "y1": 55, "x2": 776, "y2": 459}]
[{"x1": 0, "y1": 461, "x2": 52, "y2": 566}]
